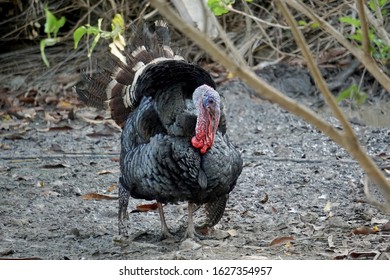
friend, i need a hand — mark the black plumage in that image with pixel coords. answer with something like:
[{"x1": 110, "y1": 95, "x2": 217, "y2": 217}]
[{"x1": 75, "y1": 20, "x2": 242, "y2": 239}]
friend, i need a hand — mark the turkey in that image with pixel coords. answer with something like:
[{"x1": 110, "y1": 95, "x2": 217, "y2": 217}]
[{"x1": 75, "y1": 20, "x2": 243, "y2": 240}]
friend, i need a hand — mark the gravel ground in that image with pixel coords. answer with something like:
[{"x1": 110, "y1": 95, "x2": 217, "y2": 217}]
[{"x1": 1, "y1": 66, "x2": 389, "y2": 260}]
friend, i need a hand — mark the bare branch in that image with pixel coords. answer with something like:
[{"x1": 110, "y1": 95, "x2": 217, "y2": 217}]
[{"x1": 356, "y1": 0, "x2": 371, "y2": 55}]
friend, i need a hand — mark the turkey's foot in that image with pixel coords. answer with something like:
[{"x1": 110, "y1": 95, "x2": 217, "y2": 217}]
[
  {"x1": 182, "y1": 202, "x2": 206, "y2": 241},
  {"x1": 182, "y1": 227, "x2": 205, "y2": 241},
  {"x1": 159, "y1": 229, "x2": 176, "y2": 242}
]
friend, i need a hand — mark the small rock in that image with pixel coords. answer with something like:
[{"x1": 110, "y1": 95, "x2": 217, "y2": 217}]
[
  {"x1": 214, "y1": 229, "x2": 231, "y2": 240},
  {"x1": 70, "y1": 228, "x2": 80, "y2": 237},
  {"x1": 227, "y1": 229, "x2": 238, "y2": 237},
  {"x1": 179, "y1": 238, "x2": 201, "y2": 250}
]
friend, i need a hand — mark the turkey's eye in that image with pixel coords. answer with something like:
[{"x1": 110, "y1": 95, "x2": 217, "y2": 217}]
[{"x1": 203, "y1": 95, "x2": 216, "y2": 108}]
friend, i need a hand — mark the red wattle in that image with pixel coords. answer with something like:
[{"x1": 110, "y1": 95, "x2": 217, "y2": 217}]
[{"x1": 191, "y1": 136, "x2": 209, "y2": 154}]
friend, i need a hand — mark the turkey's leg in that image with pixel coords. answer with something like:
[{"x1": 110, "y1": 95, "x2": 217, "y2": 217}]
[
  {"x1": 157, "y1": 202, "x2": 174, "y2": 240},
  {"x1": 118, "y1": 177, "x2": 130, "y2": 236},
  {"x1": 183, "y1": 202, "x2": 203, "y2": 240}
]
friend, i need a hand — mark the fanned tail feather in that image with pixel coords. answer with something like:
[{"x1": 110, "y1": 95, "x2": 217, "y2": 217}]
[{"x1": 75, "y1": 20, "x2": 182, "y2": 127}]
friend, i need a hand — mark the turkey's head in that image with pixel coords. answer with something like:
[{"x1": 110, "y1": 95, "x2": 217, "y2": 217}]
[{"x1": 191, "y1": 85, "x2": 221, "y2": 154}]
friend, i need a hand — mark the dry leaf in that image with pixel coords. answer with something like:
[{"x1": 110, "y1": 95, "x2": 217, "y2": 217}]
[
  {"x1": 135, "y1": 203, "x2": 159, "y2": 212},
  {"x1": 82, "y1": 193, "x2": 118, "y2": 200},
  {"x1": 349, "y1": 251, "x2": 378, "y2": 259},
  {"x1": 270, "y1": 236, "x2": 294, "y2": 246},
  {"x1": 56, "y1": 100, "x2": 73, "y2": 110},
  {"x1": 328, "y1": 235, "x2": 335, "y2": 248},
  {"x1": 49, "y1": 126, "x2": 73, "y2": 131},
  {"x1": 106, "y1": 184, "x2": 117, "y2": 192},
  {"x1": 377, "y1": 152, "x2": 390, "y2": 160},
  {"x1": 324, "y1": 200, "x2": 332, "y2": 212},
  {"x1": 41, "y1": 163, "x2": 69, "y2": 169},
  {"x1": 351, "y1": 226, "x2": 379, "y2": 235},
  {"x1": 97, "y1": 170, "x2": 113, "y2": 175},
  {"x1": 44, "y1": 112, "x2": 61, "y2": 123}
]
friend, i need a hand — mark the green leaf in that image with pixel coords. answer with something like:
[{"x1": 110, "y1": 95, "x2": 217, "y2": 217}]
[
  {"x1": 44, "y1": 5, "x2": 56, "y2": 35},
  {"x1": 311, "y1": 22, "x2": 320, "y2": 29},
  {"x1": 298, "y1": 20, "x2": 307, "y2": 27},
  {"x1": 339, "y1": 16, "x2": 361, "y2": 28},
  {"x1": 336, "y1": 84, "x2": 367, "y2": 106},
  {"x1": 44, "y1": 5, "x2": 66, "y2": 38},
  {"x1": 349, "y1": 33, "x2": 363, "y2": 43},
  {"x1": 336, "y1": 86, "x2": 355, "y2": 103},
  {"x1": 354, "y1": 90, "x2": 368, "y2": 106},
  {"x1": 40, "y1": 40, "x2": 50, "y2": 67},
  {"x1": 40, "y1": 38, "x2": 57, "y2": 67},
  {"x1": 112, "y1": 14, "x2": 125, "y2": 31},
  {"x1": 73, "y1": 26, "x2": 87, "y2": 49},
  {"x1": 53, "y1": 16, "x2": 66, "y2": 37},
  {"x1": 208, "y1": 0, "x2": 232, "y2": 16},
  {"x1": 88, "y1": 34, "x2": 101, "y2": 58}
]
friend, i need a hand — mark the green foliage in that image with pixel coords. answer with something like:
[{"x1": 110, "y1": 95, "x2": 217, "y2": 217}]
[
  {"x1": 369, "y1": 0, "x2": 388, "y2": 16},
  {"x1": 40, "y1": 5, "x2": 66, "y2": 67},
  {"x1": 73, "y1": 14, "x2": 125, "y2": 58},
  {"x1": 297, "y1": 20, "x2": 320, "y2": 29},
  {"x1": 208, "y1": 0, "x2": 234, "y2": 16},
  {"x1": 207, "y1": 0, "x2": 252, "y2": 16},
  {"x1": 339, "y1": 8, "x2": 390, "y2": 64},
  {"x1": 336, "y1": 84, "x2": 367, "y2": 106}
]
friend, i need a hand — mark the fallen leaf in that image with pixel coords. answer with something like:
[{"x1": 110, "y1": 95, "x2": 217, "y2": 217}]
[
  {"x1": 97, "y1": 170, "x2": 113, "y2": 175},
  {"x1": 328, "y1": 235, "x2": 335, "y2": 248},
  {"x1": 351, "y1": 226, "x2": 379, "y2": 235},
  {"x1": 41, "y1": 163, "x2": 69, "y2": 169},
  {"x1": 270, "y1": 236, "x2": 294, "y2": 246},
  {"x1": 106, "y1": 184, "x2": 117, "y2": 192},
  {"x1": 49, "y1": 126, "x2": 73, "y2": 131},
  {"x1": 135, "y1": 203, "x2": 159, "y2": 212},
  {"x1": 377, "y1": 152, "x2": 390, "y2": 160},
  {"x1": 349, "y1": 251, "x2": 378, "y2": 259},
  {"x1": 324, "y1": 200, "x2": 332, "y2": 212},
  {"x1": 44, "y1": 112, "x2": 61, "y2": 123},
  {"x1": 260, "y1": 193, "x2": 269, "y2": 204},
  {"x1": 36, "y1": 181, "x2": 44, "y2": 187},
  {"x1": 82, "y1": 193, "x2": 118, "y2": 200},
  {"x1": 4, "y1": 133, "x2": 25, "y2": 140},
  {"x1": 56, "y1": 100, "x2": 73, "y2": 110}
]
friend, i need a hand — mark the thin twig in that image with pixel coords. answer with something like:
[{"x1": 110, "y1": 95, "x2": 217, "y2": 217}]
[{"x1": 356, "y1": 0, "x2": 371, "y2": 55}]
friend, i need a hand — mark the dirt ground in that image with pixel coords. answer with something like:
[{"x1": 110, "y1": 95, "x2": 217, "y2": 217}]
[{"x1": 0, "y1": 65, "x2": 390, "y2": 260}]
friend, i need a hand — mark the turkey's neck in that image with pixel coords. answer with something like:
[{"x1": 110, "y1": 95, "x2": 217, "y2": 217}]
[{"x1": 191, "y1": 98, "x2": 220, "y2": 154}]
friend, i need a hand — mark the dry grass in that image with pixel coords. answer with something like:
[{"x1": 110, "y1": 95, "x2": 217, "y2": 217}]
[{"x1": 0, "y1": 0, "x2": 388, "y2": 91}]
